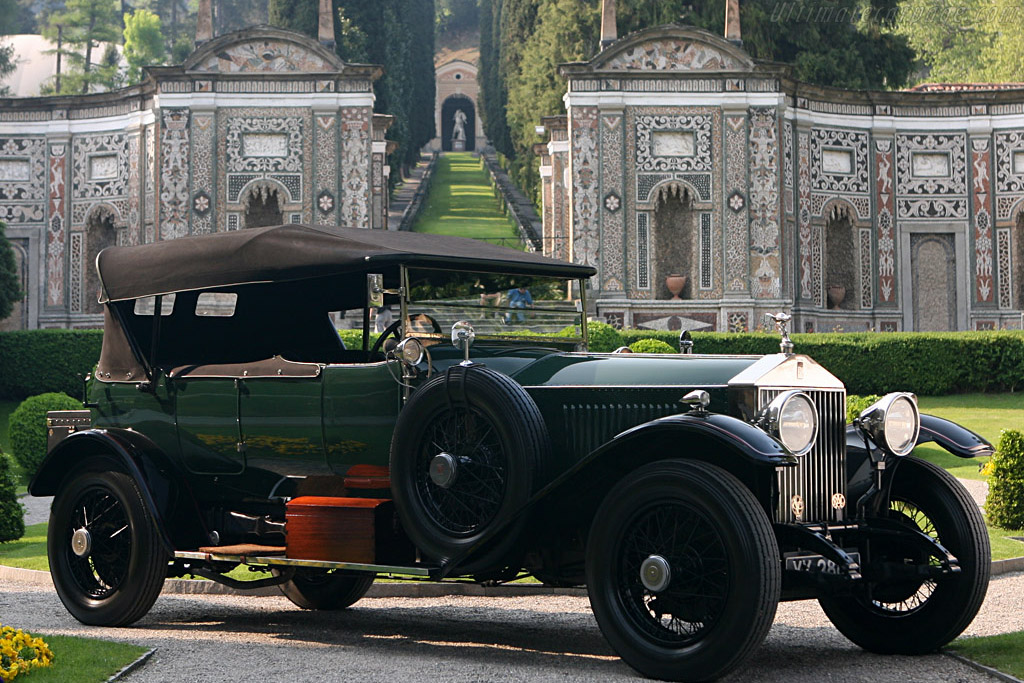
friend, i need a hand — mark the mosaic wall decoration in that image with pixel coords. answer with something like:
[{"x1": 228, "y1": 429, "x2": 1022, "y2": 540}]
[
  {"x1": 748, "y1": 107, "x2": 780, "y2": 298},
  {"x1": 126, "y1": 134, "x2": 140, "y2": 245},
  {"x1": 895, "y1": 133, "x2": 968, "y2": 219},
  {"x1": 339, "y1": 107, "x2": 371, "y2": 229},
  {"x1": 859, "y1": 228, "x2": 872, "y2": 308},
  {"x1": 0, "y1": 137, "x2": 46, "y2": 226},
  {"x1": 191, "y1": 114, "x2": 215, "y2": 234},
  {"x1": 632, "y1": 310, "x2": 716, "y2": 331},
  {"x1": 69, "y1": 232, "x2": 83, "y2": 313},
  {"x1": 571, "y1": 107, "x2": 599, "y2": 269},
  {"x1": 225, "y1": 115, "x2": 303, "y2": 203},
  {"x1": 700, "y1": 212, "x2": 712, "y2": 289},
  {"x1": 810, "y1": 128, "x2": 869, "y2": 195},
  {"x1": 971, "y1": 139, "x2": 993, "y2": 303},
  {"x1": 600, "y1": 112, "x2": 625, "y2": 291},
  {"x1": 994, "y1": 130, "x2": 1024, "y2": 220},
  {"x1": 71, "y1": 133, "x2": 128, "y2": 205},
  {"x1": 46, "y1": 143, "x2": 67, "y2": 307},
  {"x1": 605, "y1": 39, "x2": 744, "y2": 71},
  {"x1": 797, "y1": 130, "x2": 812, "y2": 301},
  {"x1": 724, "y1": 115, "x2": 748, "y2": 292},
  {"x1": 191, "y1": 39, "x2": 335, "y2": 73},
  {"x1": 812, "y1": 224, "x2": 824, "y2": 307},
  {"x1": 728, "y1": 311, "x2": 749, "y2": 333},
  {"x1": 783, "y1": 121, "x2": 794, "y2": 215},
  {"x1": 160, "y1": 109, "x2": 190, "y2": 239},
  {"x1": 997, "y1": 227, "x2": 1012, "y2": 308},
  {"x1": 635, "y1": 114, "x2": 712, "y2": 173},
  {"x1": 636, "y1": 212, "x2": 650, "y2": 290},
  {"x1": 144, "y1": 125, "x2": 155, "y2": 243},
  {"x1": 875, "y1": 140, "x2": 896, "y2": 304}
]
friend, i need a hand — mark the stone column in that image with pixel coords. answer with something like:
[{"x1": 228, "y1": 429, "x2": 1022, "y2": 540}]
[
  {"x1": 600, "y1": 0, "x2": 617, "y2": 50},
  {"x1": 319, "y1": 0, "x2": 336, "y2": 49},
  {"x1": 195, "y1": 0, "x2": 212, "y2": 46}
]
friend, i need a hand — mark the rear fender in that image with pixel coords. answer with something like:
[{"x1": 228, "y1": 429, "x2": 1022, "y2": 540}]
[{"x1": 29, "y1": 429, "x2": 191, "y2": 553}]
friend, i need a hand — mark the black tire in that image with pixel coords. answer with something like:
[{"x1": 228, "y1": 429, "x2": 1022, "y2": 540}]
[
  {"x1": 390, "y1": 364, "x2": 550, "y2": 573},
  {"x1": 279, "y1": 569, "x2": 375, "y2": 610},
  {"x1": 48, "y1": 469, "x2": 168, "y2": 626},
  {"x1": 586, "y1": 460, "x2": 780, "y2": 682},
  {"x1": 818, "y1": 456, "x2": 990, "y2": 654}
]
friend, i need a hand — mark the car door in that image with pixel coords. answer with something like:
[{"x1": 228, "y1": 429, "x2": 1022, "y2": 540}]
[{"x1": 321, "y1": 361, "x2": 402, "y2": 478}]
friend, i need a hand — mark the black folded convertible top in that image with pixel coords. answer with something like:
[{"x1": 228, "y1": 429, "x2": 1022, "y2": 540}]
[{"x1": 97, "y1": 224, "x2": 595, "y2": 302}]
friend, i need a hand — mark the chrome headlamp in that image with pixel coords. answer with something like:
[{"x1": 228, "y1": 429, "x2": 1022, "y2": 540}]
[
  {"x1": 757, "y1": 390, "x2": 818, "y2": 456},
  {"x1": 394, "y1": 337, "x2": 425, "y2": 366},
  {"x1": 857, "y1": 392, "x2": 920, "y2": 456}
]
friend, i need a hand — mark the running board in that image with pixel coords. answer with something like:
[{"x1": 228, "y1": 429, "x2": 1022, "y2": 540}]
[{"x1": 173, "y1": 550, "x2": 435, "y2": 577}]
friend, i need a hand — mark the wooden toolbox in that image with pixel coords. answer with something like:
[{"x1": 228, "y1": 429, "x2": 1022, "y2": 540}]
[{"x1": 285, "y1": 496, "x2": 414, "y2": 565}]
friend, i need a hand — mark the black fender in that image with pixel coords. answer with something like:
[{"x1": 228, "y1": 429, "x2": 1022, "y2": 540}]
[
  {"x1": 29, "y1": 429, "x2": 186, "y2": 555},
  {"x1": 443, "y1": 411, "x2": 796, "y2": 576},
  {"x1": 917, "y1": 414, "x2": 993, "y2": 458}
]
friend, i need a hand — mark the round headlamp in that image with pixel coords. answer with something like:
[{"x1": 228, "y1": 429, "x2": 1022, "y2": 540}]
[
  {"x1": 757, "y1": 390, "x2": 818, "y2": 456},
  {"x1": 395, "y1": 337, "x2": 425, "y2": 366},
  {"x1": 858, "y1": 392, "x2": 920, "y2": 456}
]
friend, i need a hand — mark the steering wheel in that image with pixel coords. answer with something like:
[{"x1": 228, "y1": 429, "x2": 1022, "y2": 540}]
[
  {"x1": 407, "y1": 313, "x2": 442, "y2": 335},
  {"x1": 370, "y1": 319, "x2": 404, "y2": 357}
]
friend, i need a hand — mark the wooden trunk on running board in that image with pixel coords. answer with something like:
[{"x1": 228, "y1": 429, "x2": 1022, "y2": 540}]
[{"x1": 285, "y1": 496, "x2": 415, "y2": 565}]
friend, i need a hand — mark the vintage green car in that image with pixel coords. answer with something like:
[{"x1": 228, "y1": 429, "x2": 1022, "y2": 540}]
[{"x1": 32, "y1": 224, "x2": 993, "y2": 681}]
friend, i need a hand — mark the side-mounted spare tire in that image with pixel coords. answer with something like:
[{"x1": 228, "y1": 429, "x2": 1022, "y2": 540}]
[{"x1": 390, "y1": 364, "x2": 551, "y2": 574}]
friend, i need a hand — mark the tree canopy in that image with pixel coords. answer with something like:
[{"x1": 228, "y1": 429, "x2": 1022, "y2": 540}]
[
  {"x1": 123, "y1": 9, "x2": 166, "y2": 84},
  {"x1": 41, "y1": 0, "x2": 122, "y2": 94}
]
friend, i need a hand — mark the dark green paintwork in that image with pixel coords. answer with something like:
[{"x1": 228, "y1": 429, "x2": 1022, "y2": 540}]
[{"x1": 322, "y1": 362, "x2": 402, "y2": 473}]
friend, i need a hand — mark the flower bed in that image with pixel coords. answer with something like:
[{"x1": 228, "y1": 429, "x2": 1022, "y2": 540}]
[{"x1": 0, "y1": 624, "x2": 53, "y2": 681}]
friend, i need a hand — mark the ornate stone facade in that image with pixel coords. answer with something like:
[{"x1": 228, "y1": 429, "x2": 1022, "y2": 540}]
[
  {"x1": 0, "y1": 26, "x2": 388, "y2": 329},
  {"x1": 539, "y1": 25, "x2": 1024, "y2": 331}
]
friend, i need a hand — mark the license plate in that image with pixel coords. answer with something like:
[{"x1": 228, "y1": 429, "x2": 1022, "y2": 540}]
[{"x1": 784, "y1": 552, "x2": 861, "y2": 575}]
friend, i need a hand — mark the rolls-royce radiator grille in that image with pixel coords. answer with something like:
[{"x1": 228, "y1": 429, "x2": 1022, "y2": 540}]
[
  {"x1": 563, "y1": 403, "x2": 678, "y2": 457},
  {"x1": 759, "y1": 388, "x2": 847, "y2": 523}
]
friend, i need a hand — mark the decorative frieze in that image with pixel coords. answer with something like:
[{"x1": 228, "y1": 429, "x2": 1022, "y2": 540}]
[
  {"x1": 46, "y1": 143, "x2": 67, "y2": 307},
  {"x1": 601, "y1": 112, "x2": 624, "y2": 291},
  {"x1": 997, "y1": 228, "x2": 1012, "y2": 309},
  {"x1": 971, "y1": 138, "x2": 993, "y2": 303},
  {"x1": 798, "y1": 130, "x2": 813, "y2": 301},
  {"x1": 314, "y1": 114, "x2": 338, "y2": 226},
  {"x1": 191, "y1": 114, "x2": 215, "y2": 234},
  {"x1": 570, "y1": 106, "x2": 599, "y2": 269},
  {"x1": 748, "y1": 107, "x2": 780, "y2": 298},
  {"x1": 875, "y1": 139, "x2": 896, "y2": 304},
  {"x1": 159, "y1": 108, "x2": 190, "y2": 240},
  {"x1": 895, "y1": 133, "x2": 968, "y2": 219},
  {"x1": 636, "y1": 211, "x2": 650, "y2": 290},
  {"x1": 859, "y1": 228, "x2": 872, "y2": 309},
  {"x1": 724, "y1": 114, "x2": 748, "y2": 292},
  {"x1": 339, "y1": 107, "x2": 371, "y2": 229}
]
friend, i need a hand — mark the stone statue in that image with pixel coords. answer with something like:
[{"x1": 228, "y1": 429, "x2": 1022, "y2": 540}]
[{"x1": 452, "y1": 109, "x2": 467, "y2": 142}]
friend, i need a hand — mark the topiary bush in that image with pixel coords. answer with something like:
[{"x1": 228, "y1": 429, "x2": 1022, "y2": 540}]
[
  {"x1": 628, "y1": 338, "x2": 676, "y2": 354},
  {"x1": 0, "y1": 450, "x2": 24, "y2": 543},
  {"x1": 9, "y1": 392, "x2": 81, "y2": 479},
  {"x1": 985, "y1": 429, "x2": 1024, "y2": 530},
  {"x1": 582, "y1": 320, "x2": 623, "y2": 352},
  {"x1": 845, "y1": 394, "x2": 882, "y2": 424}
]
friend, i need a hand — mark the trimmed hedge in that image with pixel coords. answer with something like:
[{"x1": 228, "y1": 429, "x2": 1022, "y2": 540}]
[
  {"x1": 618, "y1": 330, "x2": 1024, "y2": 395},
  {"x1": 0, "y1": 451, "x2": 24, "y2": 543},
  {"x1": 1, "y1": 327, "x2": 1021, "y2": 399},
  {"x1": 985, "y1": 430, "x2": 1024, "y2": 530},
  {"x1": 0, "y1": 330, "x2": 103, "y2": 401},
  {"x1": 628, "y1": 338, "x2": 676, "y2": 354},
  {"x1": 10, "y1": 393, "x2": 81, "y2": 479}
]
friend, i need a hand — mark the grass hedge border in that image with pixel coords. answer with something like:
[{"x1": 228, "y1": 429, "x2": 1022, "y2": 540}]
[{"x1": 0, "y1": 328, "x2": 1021, "y2": 400}]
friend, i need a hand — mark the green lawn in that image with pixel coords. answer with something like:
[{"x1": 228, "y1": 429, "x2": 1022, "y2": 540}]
[
  {"x1": 411, "y1": 152, "x2": 523, "y2": 245},
  {"x1": 914, "y1": 393, "x2": 1023, "y2": 481},
  {"x1": 14, "y1": 633, "x2": 149, "y2": 683},
  {"x1": 950, "y1": 631, "x2": 1024, "y2": 679}
]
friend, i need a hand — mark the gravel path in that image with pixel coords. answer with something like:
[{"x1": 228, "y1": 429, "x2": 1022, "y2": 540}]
[{"x1": 1, "y1": 573, "x2": 1022, "y2": 682}]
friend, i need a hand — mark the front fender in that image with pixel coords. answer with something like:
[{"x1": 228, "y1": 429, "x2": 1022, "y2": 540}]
[
  {"x1": 917, "y1": 414, "x2": 993, "y2": 458},
  {"x1": 29, "y1": 429, "x2": 180, "y2": 554}
]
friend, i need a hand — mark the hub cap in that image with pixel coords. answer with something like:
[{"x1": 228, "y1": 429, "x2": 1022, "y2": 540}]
[
  {"x1": 640, "y1": 554, "x2": 672, "y2": 592},
  {"x1": 429, "y1": 452, "x2": 458, "y2": 489},
  {"x1": 71, "y1": 528, "x2": 92, "y2": 557}
]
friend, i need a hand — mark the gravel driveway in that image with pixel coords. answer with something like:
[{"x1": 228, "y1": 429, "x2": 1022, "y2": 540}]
[{"x1": 2, "y1": 573, "x2": 1022, "y2": 682}]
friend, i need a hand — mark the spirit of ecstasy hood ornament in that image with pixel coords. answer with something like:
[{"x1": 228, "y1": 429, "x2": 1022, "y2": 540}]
[{"x1": 765, "y1": 312, "x2": 794, "y2": 355}]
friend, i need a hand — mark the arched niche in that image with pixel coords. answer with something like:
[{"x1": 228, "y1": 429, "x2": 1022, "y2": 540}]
[
  {"x1": 0, "y1": 240, "x2": 27, "y2": 331},
  {"x1": 84, "y1": 205, "x2": 120, "y2": 314},
  {"x1": 441, "y1": 95, "x2": 475, "y2": 152},
  {"x1": 824, "y1": 203, "x2": 856, "y2": 310},
  {"x1": 651, "y1": 182, "x2": 695, "y2": 299},
  {"x1": 243, "y1": 181, "x2": 285, "y2": 229}
]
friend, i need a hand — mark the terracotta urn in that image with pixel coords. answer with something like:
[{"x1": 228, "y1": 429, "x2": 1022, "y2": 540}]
[
  {"x1": 827, "y1": 285, "x2": 846, "y2": 310},
  {"x1": 666, "y1": 274, "x2": 688, "y2": 301}
]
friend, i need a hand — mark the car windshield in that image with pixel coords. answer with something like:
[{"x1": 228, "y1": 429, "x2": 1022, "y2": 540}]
[{"x1": 404, "y1": 267, "x2": 584, "y2": 345}]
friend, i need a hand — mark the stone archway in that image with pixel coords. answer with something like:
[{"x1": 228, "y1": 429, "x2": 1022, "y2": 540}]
[
  {"x1": 824, "y1": 205, "x2": 856, "y2": 310},
  {"x1": 441, "y1": 95, "x2": 475, "y2": 152},
  {"x1": 652, "y1": 183, "x2": 695, "y2": 299},
  {"x1": 243, "y1": 183, "x2": 284, "y2": 228},
  {"x1": 84, "y1": 206, "x2": 118, "y2": 314},
  {"x1": 911, "y1": 234, "x2": 957, "y2": 331}
]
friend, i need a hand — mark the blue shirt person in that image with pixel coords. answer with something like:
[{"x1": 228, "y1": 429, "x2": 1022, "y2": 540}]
[{"x1": 505, "y1": 285, "x2": 533, "y2": 323}]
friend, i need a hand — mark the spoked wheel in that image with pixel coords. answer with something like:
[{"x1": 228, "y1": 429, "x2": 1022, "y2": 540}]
[
  {"x1": 414, "y1": 407, "x2": 508, "y2": 536},
  {"x1": 819, "y1": 457, "x2": 990, "y2": 654},
  {"x1": 279, "y1": 569, "x2": 375, "y2": 610},
  {"x1": 48, "y1": 469, "x2": 168, "y2": 626},
  {"x1": 391, "y1": 365, "x2": 549, "y2": 573},
  {"x1": 586, "y1": 460, "x2": 780, "y2": 682}
]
